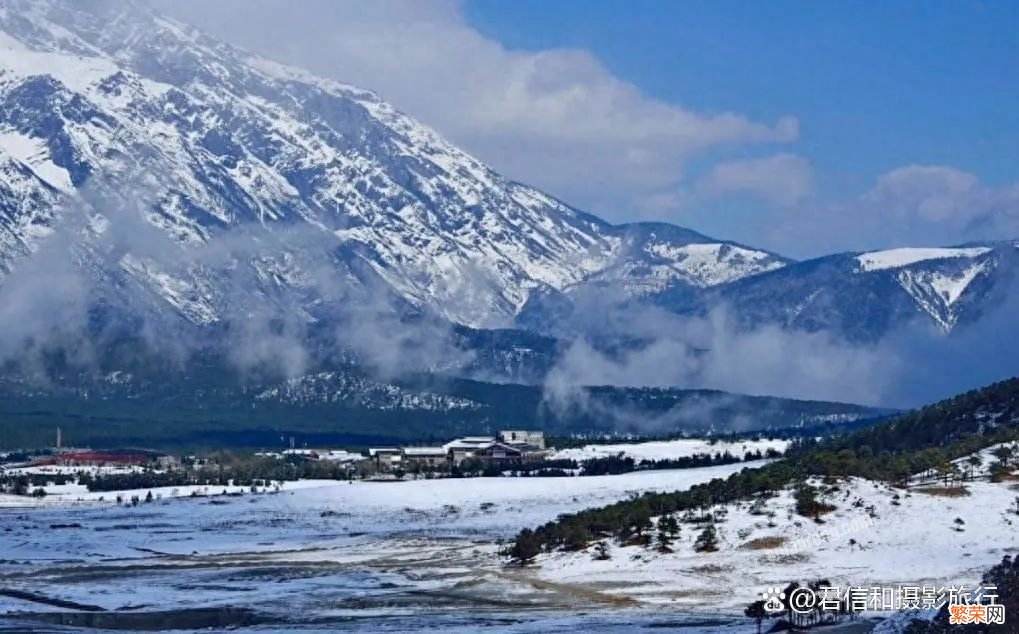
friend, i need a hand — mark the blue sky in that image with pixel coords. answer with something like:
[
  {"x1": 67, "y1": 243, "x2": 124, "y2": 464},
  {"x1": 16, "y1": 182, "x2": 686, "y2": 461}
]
[
  {"x1": 466, "y1": 0, "x2": 1019, "y2": 188},
  {"x1": 170, "y1": 0, "x2": 1019, "y2": 257},
  {"x1": 463, "y1": 0, "x2": 1019, "y2": 254}
]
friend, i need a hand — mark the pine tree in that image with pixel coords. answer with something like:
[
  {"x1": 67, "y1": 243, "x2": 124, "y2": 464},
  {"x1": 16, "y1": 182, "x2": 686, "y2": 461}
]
[
  {"x1": 656, "y1": 514, "x2": 679, "y2": 553},
  {"x1": 510, "y1": 529, "x2": 542, "y2": 564},
  {"x1": 694, "y1": 524, "x2": 718, "y2": 552},
  {"x1": 656, "y1": 524, "x2": 673, "y2": 553},
  {"x1": 564, "y1": 524, "x2": 590, "y2": 551},
  {"x1": 744, "y1": 600, "x2": 767, "y2": 634},
  {"x1": 660, "y1": 513, "x2": 680, "y2": 538}
]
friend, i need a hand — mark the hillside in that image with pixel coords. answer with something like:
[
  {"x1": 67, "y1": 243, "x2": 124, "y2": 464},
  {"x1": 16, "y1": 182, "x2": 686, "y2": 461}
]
[
  {"x1": 0, "y1": 366, "x2": 883, "y2": 450},
  {"x1": 699, "y1": 243, "x2": 1019, "y2": 342},
  {"x1": 512, "y1": 376, "x2": 1019, "y2": 555}
]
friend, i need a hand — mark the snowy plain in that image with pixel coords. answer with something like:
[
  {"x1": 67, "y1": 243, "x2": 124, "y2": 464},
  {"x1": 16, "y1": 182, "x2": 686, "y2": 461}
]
[
  {"x1": 0, "y1": 462, "x2": 764, "y2": 631},
  {"x1": 2, "y1": 445, "x2": 1016, "y2": 632},
  {"x1": 549, "y1": 438, "x2": 789, "y2": 463}
]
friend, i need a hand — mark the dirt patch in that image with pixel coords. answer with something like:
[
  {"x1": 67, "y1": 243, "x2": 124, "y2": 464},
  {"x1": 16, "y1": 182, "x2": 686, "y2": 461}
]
[
  {"x1": 689, "y1": 564, "x2": 731, "y2": 574},
  {"x1": 7, "y1": 607, "x2": 269, "y2": 630},
  {"x1": 657, "y1": 587, "x2": 733, "y2": 600},
  {"x1": 914, "y1": 486, "x2": 971, "y2": 497},
  {"x1": 493, "y1": 568, "x2": 637, "y2": 607},
  {"x1": 760, "y1": 552, "x2": 811, "y2": 565},
  {"x1": 0, "y1": 588, "x2": 105, "y2": 612},
  {"x1": 739, "y1": 536, "x2": 788, "y2": 550}
]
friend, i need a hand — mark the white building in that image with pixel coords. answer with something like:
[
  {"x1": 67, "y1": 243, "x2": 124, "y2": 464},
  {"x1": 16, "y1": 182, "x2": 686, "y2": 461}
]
[
  {"x1": 498, "y1": 430, "x2": 546, "y2": 450},
  {"x1": 442, "y1": 437, "x2": 496, "y2": 465}
]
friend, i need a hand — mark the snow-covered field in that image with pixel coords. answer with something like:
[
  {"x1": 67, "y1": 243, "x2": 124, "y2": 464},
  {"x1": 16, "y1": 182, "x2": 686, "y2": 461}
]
[
  {"x1": 0, "y1": 462, "x2": 763, "y2": 631},
  {"x1": 536, "y1": 476, "x2": 1019, "y2": 614},
  {"x1": 0, "y1": 478, "x2": 333, "y2": 507},
  {"x1": 0, "y1": 463, "x2": 757, "y2": 552},
  {"x1": 2, "y1": 450, "x2": 1015, "y2": 632},
  {"x1": 550, "y1": 437, "x2": 789, "y2": 462}
]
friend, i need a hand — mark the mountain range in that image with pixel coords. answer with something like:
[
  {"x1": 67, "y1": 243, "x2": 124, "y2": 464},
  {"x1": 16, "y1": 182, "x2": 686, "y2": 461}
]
[
  {"x1": 0, "y1": 0, "x2": 1015, "y2": 442},
  {"x1": 2, "y1": 0, "x2": 1013, "y2": 339}
]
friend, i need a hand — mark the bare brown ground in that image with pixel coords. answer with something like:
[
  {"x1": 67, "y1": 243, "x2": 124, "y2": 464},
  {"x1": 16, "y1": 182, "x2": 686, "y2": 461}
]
[
  {"x1": 739, "y1": 536, "x2": 788, "y2": 550},
  {"x1": 913, "y1": 486, "x2": 971, "y2": 497}
]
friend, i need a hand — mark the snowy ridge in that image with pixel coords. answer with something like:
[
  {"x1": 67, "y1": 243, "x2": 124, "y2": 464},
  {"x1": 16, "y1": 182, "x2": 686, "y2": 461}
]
[
  {"x1": 855, "y1": 246, "x2": 992, "y2": 272},
  {"x1": 0, "y1": 0, "x2": 1012, "y2": 346},
  {"x1": 0, "y1": 129, "x2": 73, "y2": 191},
  {"x1": 858, "y1": 245, "x2": 1001, "y2": 332},
  {"x1": 707, "y1": 241, "x2": 1016, "y2": 341},
  {"x1": 895, "y1": 259, "x2": 993, "y2": 330},
  {"x1": 582, "y1": 240, "x2": 787, "y2": 296},
  {"x1": 665, "y1": 242, "x2": 786, "y2": 286}
]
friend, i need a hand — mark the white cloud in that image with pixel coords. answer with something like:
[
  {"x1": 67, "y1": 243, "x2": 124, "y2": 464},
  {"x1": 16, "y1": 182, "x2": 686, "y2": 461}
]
[
  {"x1": 146, "y1": 2, "x2": 1016, "y2": 256},
  {"x1": 753, "y1": 165, "x2": 1019, "y2": 257},
  {"x1": 698, "y1": 153, "x2": 813, "y2": 207},
  {"x1": 152, "y1": 0, "x2": 797, "y2": 219},
  {"x1": 865, "y1": 165, "x2": 982, "y2": 221},
  {"x1": 859, "y1": 165, "x2": 1019, "y2": 241}
]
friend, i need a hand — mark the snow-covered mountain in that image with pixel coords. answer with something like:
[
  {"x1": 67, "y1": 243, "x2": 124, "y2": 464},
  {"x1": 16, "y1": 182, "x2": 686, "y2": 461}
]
[
  {"x1": 519, "y1": 240, "x2": 1019, "y2": 341},
  {"x1": 687, "y1": 241, "x2": 1019, "y2": 341},
  {"x1": 0, "y1": 0, "x2": 1015, "y2": 365},
  {"x1": 0, "y1": 0, "x2": 785, "y2": 333}
]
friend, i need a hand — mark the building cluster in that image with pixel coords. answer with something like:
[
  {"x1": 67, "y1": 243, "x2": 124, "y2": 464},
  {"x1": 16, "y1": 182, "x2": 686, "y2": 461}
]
[
  {"x1": 276, "y1": 448, "x2": 363, "y2": 464},
  {"x1": 10, "y1": 429, "x2": 550, "y2": 478},
  {"x1": 28, "y1": 448, "x2": 180, "y2": 470},
  {"x1": 368, "y1": 430, "x2": 548, "y2": 472}
]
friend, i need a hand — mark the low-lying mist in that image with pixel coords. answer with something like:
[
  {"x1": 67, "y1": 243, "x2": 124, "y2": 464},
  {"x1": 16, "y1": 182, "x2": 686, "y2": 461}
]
[
  {"x1": 1, "y1": 171, "x2": 1016, "y2": 425},
  {"x1": 540, "y1": 287, "x2": 1019, "y2": 416}
]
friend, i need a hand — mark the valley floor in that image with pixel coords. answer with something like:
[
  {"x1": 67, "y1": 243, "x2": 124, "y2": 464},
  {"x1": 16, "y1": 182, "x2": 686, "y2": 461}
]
[{"x1": 0, "y1": 454, "x2": 1015, "y2": 632}]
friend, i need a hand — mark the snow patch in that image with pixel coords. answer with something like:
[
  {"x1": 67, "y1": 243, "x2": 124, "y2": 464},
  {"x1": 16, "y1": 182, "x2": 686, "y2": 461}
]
[
  {"x1": 856, "y1": 247, "x2": 992, "y2": 272},
  {"x1": 0, "y1": 129, "x2": 73, "y2": 191},
  {"x1": 928, "y1": 261, "x2": 989, "y2": 306}
]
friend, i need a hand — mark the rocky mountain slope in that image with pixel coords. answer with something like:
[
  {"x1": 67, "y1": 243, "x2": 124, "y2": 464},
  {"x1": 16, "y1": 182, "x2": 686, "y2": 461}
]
[
  {"x1": 519, "y1": 241, "x2": 1019, "y2": 342},
  {"x1": 0, "y1": 0, "x2": 786, "y2": 336},
  {"x1": 0, "y1": 0, "x2": 1014, "y2": 413},
  {"x1": 680, "y1": 242, "x2": 1019, "y2": 342}
]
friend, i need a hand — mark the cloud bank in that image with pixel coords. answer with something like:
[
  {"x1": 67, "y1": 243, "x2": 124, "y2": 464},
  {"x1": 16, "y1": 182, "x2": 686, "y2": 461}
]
[{"x1": 758, "y1": 165, "x2": 1019, "y2": 257}]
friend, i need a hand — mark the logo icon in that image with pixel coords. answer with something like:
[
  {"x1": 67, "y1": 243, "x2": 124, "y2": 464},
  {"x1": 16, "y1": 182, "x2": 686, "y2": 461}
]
[{"x1": 761, "y1": 586, "x2": 786, "y2": 613}]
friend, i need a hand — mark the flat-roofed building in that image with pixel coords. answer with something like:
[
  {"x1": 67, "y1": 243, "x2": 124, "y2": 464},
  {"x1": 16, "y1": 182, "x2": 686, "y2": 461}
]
[
  {"x1": 368, "y1": 447, "x2": 403, "y2": 471},
  {"x1": 442, "y1": 437, "x2": 496, "y2": 465},
  {"x1": 473, "y1": 442, "x2": 523, "y2": 462},
  {"x1": 498, "y1": 430, "x2": 545, "y2": 450},
  {"x1": 401, "y1": 447, "x2": 448, "y2": 468}
]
